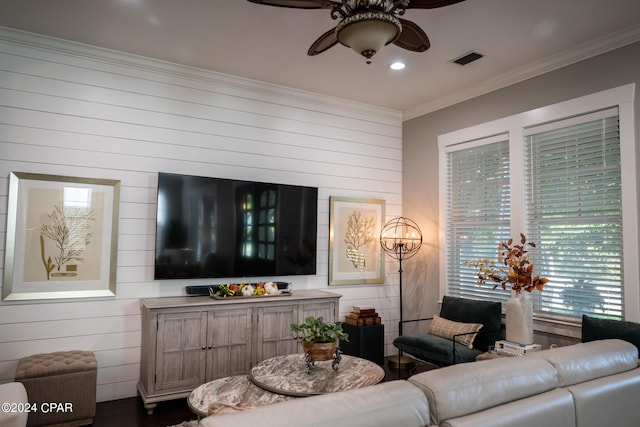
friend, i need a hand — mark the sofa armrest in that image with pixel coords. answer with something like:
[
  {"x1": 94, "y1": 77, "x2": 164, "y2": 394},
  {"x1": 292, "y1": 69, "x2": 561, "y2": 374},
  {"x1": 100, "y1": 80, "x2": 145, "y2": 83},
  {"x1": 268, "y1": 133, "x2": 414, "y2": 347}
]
[
  {"x1": 0, "y1": 382, "x2": 28, "y2": 427},
  {"x1": 198, "y1": 381, "x2": 430, "y2": 427}
]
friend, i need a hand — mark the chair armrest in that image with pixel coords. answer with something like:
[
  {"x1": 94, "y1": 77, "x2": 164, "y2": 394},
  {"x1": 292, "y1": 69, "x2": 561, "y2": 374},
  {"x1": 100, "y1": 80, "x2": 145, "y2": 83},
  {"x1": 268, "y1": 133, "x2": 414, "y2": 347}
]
[
  {"x1": 451, "y1": 331, "x2": 475, "y2": 364},
  {"x1": 475, "y1": 327, "x2": 502, "y2": 349},
  {"x1": 401, "y1": 317, "x2": 434, "y2": 324},
  {"x1": 451, "y1": 327, "x2": 502, "y2": 364},
  {"x1": 400, "y1": 317, "x2": 433, "y2": 337}
]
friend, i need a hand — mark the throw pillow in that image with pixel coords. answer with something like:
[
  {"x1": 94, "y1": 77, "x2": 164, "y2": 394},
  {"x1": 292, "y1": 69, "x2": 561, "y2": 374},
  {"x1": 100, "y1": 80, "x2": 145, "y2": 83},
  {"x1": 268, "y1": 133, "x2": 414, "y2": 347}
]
[{"x1": 427, "y1": 314, "x2": 484, "y2": 349}]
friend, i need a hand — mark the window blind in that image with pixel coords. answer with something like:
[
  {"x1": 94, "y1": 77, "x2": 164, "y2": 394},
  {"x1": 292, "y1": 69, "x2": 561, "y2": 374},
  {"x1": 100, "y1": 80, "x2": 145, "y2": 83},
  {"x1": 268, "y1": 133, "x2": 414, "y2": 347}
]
[
  {"x1": 524, "y1": 108, "x2": 622, "y2": 319},
  {"x1": 446, "y1": 139, "x2": 512, "y2": 303}
]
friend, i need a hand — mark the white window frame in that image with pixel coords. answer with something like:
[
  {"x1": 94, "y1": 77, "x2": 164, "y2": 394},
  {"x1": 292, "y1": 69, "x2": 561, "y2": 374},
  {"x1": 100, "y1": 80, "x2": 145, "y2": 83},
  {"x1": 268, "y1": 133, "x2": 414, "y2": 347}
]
[{"x1": 438, "y1": 84, "x2": 638, "y2": 323}]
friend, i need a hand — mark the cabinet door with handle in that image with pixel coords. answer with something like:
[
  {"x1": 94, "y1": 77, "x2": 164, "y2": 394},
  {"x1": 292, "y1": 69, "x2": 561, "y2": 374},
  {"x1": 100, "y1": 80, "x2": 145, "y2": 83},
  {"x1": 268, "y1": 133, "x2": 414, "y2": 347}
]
[
  {"x1": 155, "y1": 311, "x2": 207, "y2": 392},
  {"x1": 255, "y1": 305, "x2": 299, "y2": 362},
  {"x1": 206, "y1": 307, "x2": 253, "y2": 380}
]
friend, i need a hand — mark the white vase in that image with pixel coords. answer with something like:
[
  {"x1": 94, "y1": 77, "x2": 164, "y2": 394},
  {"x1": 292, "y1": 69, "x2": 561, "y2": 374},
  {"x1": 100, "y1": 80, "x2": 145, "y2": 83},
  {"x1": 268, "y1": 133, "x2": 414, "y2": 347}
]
[{"x1": 505, "y1": 290, "x2": 533, "y2": 345}]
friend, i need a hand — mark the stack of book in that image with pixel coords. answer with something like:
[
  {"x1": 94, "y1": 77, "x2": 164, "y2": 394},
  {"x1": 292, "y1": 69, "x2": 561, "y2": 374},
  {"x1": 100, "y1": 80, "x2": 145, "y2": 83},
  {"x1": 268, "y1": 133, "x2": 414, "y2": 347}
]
[{"x1": 344, "y1": 306, "x2": 382, "y2": 327}]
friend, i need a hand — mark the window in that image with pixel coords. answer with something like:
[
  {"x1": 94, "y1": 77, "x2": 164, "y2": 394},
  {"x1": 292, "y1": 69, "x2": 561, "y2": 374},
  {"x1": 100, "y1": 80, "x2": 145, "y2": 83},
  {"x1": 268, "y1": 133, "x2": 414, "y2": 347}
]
[
  {"x1": 445, "y1": 137, "x2": 512, "y2": 302},
  {"x1": 439, "y1": 85, "x2": 638, "y2": 322},
  {"x1": 525, "y1": 109, "x2": 622, "y2": 319}
]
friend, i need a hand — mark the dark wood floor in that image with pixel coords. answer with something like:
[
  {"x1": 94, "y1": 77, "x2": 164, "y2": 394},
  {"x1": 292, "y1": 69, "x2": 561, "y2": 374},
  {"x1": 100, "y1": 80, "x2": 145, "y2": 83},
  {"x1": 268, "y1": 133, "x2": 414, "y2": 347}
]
[
  {"x1": 94, "y1": 358, "x2": 435, "y2": 427},
  {"x1": 93, "y1": 397, "x2": 195, "y2": 427}
]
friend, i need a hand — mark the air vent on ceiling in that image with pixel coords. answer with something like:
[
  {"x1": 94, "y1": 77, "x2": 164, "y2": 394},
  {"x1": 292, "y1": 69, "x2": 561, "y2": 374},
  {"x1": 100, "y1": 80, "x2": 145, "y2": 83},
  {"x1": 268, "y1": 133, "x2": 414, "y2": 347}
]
[{"x1": 452, "y1": 51, "x2": 484, "y2": 66}]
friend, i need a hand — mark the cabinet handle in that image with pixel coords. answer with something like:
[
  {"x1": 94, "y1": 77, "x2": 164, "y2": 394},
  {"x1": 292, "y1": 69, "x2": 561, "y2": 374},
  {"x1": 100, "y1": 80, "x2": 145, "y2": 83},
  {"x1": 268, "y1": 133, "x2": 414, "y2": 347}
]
[
  {"x1": 201, "y1": 346, "x2": 206, "y2": 350},
  {"x1": 208, "y1": 346, "x2": 212, "y2": 349}
]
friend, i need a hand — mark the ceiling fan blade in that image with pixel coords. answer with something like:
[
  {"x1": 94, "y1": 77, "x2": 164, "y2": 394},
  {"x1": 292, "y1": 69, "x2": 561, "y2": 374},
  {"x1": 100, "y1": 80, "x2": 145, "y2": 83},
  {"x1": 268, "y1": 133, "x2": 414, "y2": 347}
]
[
  {"x1": 308, "y1": 28, "x2": 338, "y2": 56},
  {"x1": 403, "y1": 0, "x2": 466, "y2": 9},
  {"x1": 394, "y1": 19, "x2": 430, "y2": 52},
  {"x1": 247, "y1": 0, "x2": 337, "y2": 9}
]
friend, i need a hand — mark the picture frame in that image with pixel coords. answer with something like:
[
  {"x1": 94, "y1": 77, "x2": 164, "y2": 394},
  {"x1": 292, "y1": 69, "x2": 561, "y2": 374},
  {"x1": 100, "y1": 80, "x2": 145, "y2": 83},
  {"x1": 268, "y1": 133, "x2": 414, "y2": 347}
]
[
  {"x1": 3, "y1": 172, "x2": 121, "y2": 301},
  {"x1": 328, "y1": 196, "x2": 385, "y2": 286}
]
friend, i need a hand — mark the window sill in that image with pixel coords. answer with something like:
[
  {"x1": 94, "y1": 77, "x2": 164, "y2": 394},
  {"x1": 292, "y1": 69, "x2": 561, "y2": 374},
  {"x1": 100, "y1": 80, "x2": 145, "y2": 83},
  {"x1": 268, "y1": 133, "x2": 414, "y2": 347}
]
[{"x1": 532, "y1": 315, "x2": 581, "y2": 340}]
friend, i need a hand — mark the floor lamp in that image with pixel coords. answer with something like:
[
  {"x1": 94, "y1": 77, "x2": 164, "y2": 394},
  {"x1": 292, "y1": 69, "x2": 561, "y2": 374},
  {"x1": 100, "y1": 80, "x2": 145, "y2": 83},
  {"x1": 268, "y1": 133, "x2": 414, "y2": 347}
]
[{"x1": 379, "y1": 217, "x2": 422, "y2": 371}]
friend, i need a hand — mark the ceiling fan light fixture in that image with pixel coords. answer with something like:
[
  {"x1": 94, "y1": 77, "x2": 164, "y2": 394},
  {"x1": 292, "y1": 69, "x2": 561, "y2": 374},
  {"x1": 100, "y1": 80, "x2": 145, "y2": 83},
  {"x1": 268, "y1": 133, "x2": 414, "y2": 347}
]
[{"x1": 336, "y1": 12, "x2": 401, "y2": 64}]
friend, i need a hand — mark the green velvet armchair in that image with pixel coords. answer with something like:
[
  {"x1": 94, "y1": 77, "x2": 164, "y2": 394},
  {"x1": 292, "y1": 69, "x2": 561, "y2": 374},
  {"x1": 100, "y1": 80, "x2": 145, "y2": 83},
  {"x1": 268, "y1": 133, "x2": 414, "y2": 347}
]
[{"x1": 393, "y1": 295, "x2": 503, "y2": 366}]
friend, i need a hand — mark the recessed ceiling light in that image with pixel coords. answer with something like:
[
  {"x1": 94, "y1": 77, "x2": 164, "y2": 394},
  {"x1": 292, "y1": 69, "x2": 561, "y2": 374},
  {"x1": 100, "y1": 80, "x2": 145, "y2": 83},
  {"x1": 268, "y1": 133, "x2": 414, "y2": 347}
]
[{"x1": 390, "y1": 62, "x2": 406, "y2": 70}]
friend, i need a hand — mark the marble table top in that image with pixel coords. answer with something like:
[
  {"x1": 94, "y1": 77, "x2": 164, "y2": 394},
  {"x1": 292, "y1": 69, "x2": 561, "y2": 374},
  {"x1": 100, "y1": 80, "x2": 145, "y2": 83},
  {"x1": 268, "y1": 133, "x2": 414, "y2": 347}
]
[
  {"x1": 188, "y1": 354, "x2": 385, "y2": 417},
  {"x1": 249, "y1": 353, "x2": 385, "y2": 397},
  {"x1": 188, "y1": 375, "x2": 294, "y2": 417}
]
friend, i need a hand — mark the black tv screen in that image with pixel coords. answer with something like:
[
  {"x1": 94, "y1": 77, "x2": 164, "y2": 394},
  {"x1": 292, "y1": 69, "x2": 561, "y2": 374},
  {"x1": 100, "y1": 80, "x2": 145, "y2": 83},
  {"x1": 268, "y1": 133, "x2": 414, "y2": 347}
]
[{"x1": 154, "y1": 172, "x2": 318, "y2": 280}]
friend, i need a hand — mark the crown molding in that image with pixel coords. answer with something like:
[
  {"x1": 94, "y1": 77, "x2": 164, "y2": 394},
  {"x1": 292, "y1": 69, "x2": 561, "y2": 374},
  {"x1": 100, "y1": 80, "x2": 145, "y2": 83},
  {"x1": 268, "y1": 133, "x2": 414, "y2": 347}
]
[
  {"x1": 0, "y1": 26, "x2": 402, "y2": 127},
  {"x1": 403, "y1": 24, "x2": 640, "y2": 122}
]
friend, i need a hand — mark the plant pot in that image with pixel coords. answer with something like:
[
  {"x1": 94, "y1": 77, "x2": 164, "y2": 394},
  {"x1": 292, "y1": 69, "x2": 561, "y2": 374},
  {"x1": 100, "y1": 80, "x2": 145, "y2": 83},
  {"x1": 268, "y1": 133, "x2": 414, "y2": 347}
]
[
  {"x1": 303, "y1": 341, "x2": 337, "y2": 362},
  {"x1": 505, "y1": 290, "x2": 534, "y2": 345}
]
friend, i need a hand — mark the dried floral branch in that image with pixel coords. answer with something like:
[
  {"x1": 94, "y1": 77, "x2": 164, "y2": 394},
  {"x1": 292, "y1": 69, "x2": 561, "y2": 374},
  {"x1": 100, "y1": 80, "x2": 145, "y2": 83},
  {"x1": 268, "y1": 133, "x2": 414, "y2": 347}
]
[{"x1": 465, "y1": 233, "x2": 549, "y2": 293}]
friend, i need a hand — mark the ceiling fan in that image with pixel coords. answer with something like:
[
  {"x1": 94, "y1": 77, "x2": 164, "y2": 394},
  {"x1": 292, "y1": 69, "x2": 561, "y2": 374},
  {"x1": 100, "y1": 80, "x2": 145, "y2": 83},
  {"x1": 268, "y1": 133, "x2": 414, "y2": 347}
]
[{"x1": 247, "y1": 0, "x2": 466, "y2": 64}]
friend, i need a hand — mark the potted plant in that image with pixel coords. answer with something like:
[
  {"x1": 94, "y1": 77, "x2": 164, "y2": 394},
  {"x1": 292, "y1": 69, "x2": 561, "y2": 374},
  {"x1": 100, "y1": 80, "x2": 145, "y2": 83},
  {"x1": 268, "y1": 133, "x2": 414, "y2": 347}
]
[{"x1": 291, "y1": 316, "x2": 349, "y2": 368}]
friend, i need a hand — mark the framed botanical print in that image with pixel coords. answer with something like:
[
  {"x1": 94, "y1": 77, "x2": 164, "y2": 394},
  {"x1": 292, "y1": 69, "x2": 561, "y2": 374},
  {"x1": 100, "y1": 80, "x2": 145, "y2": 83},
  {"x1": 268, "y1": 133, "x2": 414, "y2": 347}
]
[
  {"x1": 3, "y1": 172, "x2": 120, "y2": 301},
  {"x1": 329, "y1": 196, "x2": 385, "y2": 286}
]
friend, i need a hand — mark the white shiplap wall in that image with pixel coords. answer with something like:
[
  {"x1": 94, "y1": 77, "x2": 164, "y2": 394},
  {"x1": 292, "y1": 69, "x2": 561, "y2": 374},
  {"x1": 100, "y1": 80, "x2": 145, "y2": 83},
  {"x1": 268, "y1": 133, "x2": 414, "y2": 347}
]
[{"x1": 0, "y1": 28, "x2": 403, "y2": 402}]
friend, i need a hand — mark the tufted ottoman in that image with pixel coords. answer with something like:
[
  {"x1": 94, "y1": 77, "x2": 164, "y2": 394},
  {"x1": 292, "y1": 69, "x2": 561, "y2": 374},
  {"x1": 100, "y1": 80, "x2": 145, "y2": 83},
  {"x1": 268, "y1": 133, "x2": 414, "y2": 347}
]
[{"x1": 15, "y1": 350, "x2": 97, "y2": 427}]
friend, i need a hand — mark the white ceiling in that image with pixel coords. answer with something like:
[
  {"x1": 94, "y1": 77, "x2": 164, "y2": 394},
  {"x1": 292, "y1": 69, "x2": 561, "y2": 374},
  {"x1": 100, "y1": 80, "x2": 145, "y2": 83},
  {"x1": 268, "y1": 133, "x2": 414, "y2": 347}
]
[{"x1": 1, "y1": 0, "x2": 639, "y2": 119}]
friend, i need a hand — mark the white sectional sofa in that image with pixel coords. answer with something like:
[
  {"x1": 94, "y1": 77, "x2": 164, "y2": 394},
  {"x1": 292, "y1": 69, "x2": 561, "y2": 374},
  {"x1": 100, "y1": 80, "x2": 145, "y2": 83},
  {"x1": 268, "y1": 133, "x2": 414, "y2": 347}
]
[
  {"x1": 198, "y1": 339, "x2": 640, "y2": 427},
  {"x1": 0, "y1": 382, "x2": 28, "y2": 427}
]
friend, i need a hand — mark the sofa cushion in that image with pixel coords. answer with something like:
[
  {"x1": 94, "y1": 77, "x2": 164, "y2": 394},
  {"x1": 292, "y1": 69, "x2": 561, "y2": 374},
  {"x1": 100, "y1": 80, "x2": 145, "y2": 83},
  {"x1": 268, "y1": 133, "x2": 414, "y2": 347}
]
[
  {"x1": 439, "y1": 388, "x2": 575, "y2": 427},
  {"x1": 198, "y1": 380, "x2": 430, "y2": 427},
  {"x1": 582, "y1": 314, "x2": 640, "y2": 352},
  {"x1": 394, "y1": 333, "x2": 482, "y2": 365},
  {"x1": 439, "y1": 296, "x2": 502, "y2": 350},
  {"x1": 531, "y1": 338, "x2": 638, "y2": 387},
  {"x1": 408, "y1": 355, "x2": 558, "y2": 425},
  {"x1": 427, "y1": 314, "x2": 483, "y2": 348},
  {"x1": 565, "y1": 367, "x2": 640, "y2": 427}
]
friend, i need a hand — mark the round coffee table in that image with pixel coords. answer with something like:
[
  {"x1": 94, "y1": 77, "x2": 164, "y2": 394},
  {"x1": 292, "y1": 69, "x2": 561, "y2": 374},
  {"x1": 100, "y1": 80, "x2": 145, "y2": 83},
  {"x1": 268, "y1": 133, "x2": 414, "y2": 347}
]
[
  {"x1": 249, "y1": 353, "x2": 385, "y2": 396},
  {"x1": 188, "y1": 375, "x2": 293, "y2": 418},
  {"x1": 188, "y1": 354, "x2": 385, "y2": 417}
]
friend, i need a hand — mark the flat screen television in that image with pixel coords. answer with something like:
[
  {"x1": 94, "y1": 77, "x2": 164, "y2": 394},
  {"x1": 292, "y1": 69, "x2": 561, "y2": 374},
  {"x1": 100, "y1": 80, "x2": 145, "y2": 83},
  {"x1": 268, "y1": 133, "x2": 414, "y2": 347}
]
[{"x1": 154, "y1": 172, "x2": 318, "y2": 280}]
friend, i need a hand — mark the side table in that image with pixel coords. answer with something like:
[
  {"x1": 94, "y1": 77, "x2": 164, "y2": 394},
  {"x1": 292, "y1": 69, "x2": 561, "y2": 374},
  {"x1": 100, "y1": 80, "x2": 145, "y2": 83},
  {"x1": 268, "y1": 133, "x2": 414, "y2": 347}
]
[{"x1": 340, "y1": 323, "x2": 385, "y2": 366}]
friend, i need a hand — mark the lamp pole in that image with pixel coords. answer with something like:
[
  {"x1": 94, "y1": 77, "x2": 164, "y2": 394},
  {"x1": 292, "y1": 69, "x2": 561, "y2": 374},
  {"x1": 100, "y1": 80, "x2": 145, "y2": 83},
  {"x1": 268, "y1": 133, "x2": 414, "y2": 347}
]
[
  {"x1": 397, "y1": 242, "x2": 405, "y2": 337},
  {"x1": 380, "y1": 217, "x2": 422, "y2": 371}
]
